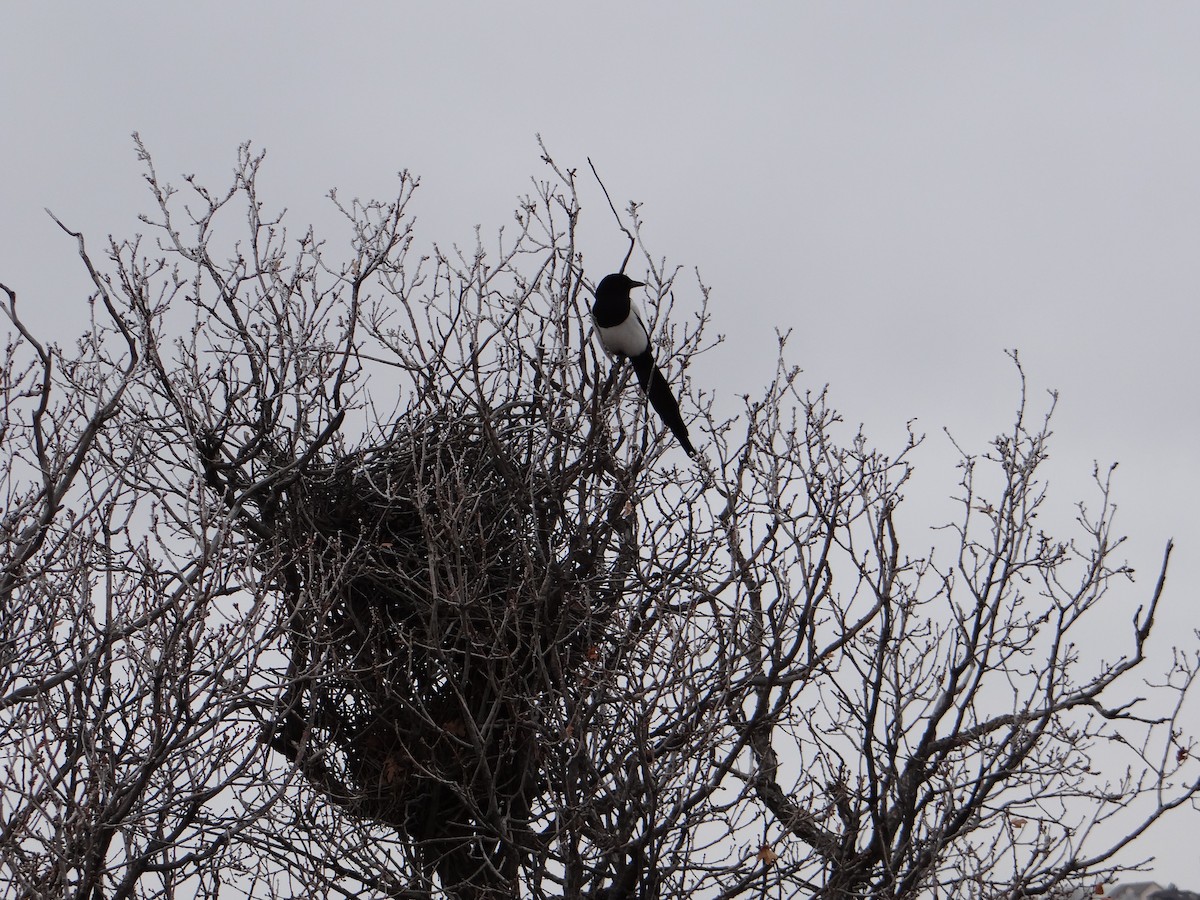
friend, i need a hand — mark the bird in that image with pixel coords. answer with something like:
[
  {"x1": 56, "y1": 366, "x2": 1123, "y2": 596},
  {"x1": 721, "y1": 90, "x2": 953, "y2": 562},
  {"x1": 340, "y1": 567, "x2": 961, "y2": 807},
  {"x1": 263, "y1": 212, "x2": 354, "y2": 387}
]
[{"x1": 591, "y1": 273, "x2": 696, "y2": 456}]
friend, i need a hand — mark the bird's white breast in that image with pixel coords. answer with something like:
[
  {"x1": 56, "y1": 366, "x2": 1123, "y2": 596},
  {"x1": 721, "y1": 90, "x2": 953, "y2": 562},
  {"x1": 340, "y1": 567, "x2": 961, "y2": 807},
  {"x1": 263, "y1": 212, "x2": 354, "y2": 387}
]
[{"x1": 595, "y1": 302, "x2": 650, "y2": 357}]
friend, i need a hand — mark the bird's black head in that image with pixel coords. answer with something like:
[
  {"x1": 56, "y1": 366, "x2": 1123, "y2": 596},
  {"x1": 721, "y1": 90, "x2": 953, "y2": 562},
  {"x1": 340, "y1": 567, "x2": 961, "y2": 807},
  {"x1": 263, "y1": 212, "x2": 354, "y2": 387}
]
[{"x1": 595, "y1": 273, "x2": 645, "y2": 301}]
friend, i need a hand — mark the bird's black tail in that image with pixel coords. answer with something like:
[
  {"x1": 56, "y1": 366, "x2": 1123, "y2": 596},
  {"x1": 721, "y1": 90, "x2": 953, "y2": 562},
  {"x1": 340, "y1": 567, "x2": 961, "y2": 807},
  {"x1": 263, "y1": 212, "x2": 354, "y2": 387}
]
[{"x1": 631, "y1": 352, "x2": 696, "y2": 456}]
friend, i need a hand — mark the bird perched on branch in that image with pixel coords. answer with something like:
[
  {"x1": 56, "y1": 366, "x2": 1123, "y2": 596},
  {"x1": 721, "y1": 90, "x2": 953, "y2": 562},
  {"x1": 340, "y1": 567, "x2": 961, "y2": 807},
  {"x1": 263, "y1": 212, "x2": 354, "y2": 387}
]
[{"x1": 591, "y1": 273, "x2": 696, "y2": 456}]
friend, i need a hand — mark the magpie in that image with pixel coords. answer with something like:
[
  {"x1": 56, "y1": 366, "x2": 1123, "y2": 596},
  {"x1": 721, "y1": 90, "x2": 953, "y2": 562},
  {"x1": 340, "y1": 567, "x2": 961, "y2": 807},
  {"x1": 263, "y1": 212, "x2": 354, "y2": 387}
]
[{"x1": 591, "y1": 273, "x2": 696, "y2": 456}]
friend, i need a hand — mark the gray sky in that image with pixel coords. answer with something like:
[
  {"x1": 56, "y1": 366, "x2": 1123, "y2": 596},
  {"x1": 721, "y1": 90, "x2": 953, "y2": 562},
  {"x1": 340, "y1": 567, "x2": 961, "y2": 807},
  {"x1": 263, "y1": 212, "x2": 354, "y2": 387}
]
[{"x1": 3, "y1": 3, "x2": 1197, "y2": 888}]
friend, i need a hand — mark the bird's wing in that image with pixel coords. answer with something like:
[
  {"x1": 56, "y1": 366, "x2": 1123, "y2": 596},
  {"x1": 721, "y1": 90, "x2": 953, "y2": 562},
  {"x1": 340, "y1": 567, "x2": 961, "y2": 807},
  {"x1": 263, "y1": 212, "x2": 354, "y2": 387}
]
[
  {"x1": 630, "y1": 350, "x2": 655, "y2": 392},
  {"x1": 627, "y1": 299, "x2": 655, "y2": 389}
]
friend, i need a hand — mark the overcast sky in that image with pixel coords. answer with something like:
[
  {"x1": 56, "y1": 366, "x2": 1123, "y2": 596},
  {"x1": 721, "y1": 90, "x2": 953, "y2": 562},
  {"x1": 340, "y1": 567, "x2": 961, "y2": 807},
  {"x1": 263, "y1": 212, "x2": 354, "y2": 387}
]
[{"x1": 3, "y1": 3, "x2": 1197, "y2": 888}]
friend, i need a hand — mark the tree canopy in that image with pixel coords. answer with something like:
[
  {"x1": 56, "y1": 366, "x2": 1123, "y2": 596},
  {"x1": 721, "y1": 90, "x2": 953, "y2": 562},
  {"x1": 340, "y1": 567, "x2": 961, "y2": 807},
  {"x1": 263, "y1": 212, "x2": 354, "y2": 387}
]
[{"x1": 1, "y1": 141, "x2": 1195, "y2": 900}]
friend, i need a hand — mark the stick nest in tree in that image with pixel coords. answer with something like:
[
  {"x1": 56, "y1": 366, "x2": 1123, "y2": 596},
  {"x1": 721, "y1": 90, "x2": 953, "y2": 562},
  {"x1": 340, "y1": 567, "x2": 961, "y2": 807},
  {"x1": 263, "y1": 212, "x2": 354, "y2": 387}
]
[{"x1": 263, "y1": 408, "x2": 607, "y2": 848}]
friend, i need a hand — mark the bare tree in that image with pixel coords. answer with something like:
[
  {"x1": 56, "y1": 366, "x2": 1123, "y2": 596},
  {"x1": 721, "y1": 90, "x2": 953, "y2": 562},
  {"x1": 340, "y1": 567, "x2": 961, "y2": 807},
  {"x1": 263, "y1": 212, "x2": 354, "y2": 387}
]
[{"x1": 1, "y1": 139, "x2": 1195, "y2": 900}]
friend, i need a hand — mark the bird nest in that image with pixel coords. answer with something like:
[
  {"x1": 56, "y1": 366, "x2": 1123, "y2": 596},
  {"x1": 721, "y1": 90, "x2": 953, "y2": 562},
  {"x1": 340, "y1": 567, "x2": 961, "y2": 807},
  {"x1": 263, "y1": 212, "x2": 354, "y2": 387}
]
[{"x1": 259, "y1": 409, "x2": 611, "y2": 860}]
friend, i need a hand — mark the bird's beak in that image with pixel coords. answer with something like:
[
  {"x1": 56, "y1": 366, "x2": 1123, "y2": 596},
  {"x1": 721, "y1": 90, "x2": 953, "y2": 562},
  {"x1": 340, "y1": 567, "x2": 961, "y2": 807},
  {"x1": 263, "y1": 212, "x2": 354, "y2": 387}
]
[{"x1": 629, "y1": 280, "x2": 645, "y2": 288}]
